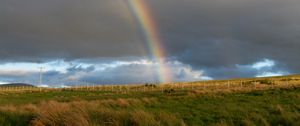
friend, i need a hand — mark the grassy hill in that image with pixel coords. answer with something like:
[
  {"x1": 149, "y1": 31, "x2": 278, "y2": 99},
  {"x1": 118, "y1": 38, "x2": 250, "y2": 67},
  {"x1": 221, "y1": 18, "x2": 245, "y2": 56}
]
[
  {"x1": 0, "y1": 83, "x2": 35, "y2": 87},
  {"x1": 0, "y1": 75, "x2": 299, "y2": 126}
]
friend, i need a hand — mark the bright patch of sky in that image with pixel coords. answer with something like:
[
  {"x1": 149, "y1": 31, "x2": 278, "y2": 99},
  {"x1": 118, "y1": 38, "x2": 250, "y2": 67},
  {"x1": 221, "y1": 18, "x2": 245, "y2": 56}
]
[
  {"x1": 0, "y1": 60, "x2": 68, "y2": 73},
  {"x1": 251, "y1": 59, "x2": 275, "y2": 70},
  {"x1": 256, "y1": 71, "x2": 289, "y2": 77},
  {"x1": 0, "y1": 58, "x2": 292, "y2": 87},
  {"x1": 236, "y1": 59, "x2": 274, "y2": 70},
  {"x1": 0, "y1": 57, "x2": 292, "y2": 87},
  {"x1": 0, "y1": 81, "x2": 9, "y2": 85},
  {"x1": 0, "y1": 59, "x2": 212, "y2": 86},
  {"x1": 94, "y1": 59, "x2": 155, "y2": 71},
  {"x1": 236, "y1": 58, "x2": 290, "y2": 78},
  {"x1": 36, "y1": 84, "x2": 50, "y2": 88}
]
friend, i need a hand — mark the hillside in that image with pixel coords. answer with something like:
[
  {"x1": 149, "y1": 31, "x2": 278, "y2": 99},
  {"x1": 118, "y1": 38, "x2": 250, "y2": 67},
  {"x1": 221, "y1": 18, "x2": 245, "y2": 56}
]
[
  {"x1": 0, "y1": 83, "x2": 35, "y2": 87},
  {"x1": 0, "y1": 75, "x2": 299, "y2": 126}
]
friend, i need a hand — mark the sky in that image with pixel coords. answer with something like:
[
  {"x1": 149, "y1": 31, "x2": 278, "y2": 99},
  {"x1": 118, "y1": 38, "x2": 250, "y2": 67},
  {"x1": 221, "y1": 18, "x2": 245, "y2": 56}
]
[{"x1": 0, "y1": 0, "x2": 299, "y2": 87}]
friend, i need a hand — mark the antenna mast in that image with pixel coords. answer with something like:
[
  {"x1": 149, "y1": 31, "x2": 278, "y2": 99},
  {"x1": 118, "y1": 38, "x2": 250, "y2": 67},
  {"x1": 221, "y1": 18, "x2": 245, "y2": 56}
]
[{"x1": 39, "y1": 67, "x2": 44, "y2": 85}]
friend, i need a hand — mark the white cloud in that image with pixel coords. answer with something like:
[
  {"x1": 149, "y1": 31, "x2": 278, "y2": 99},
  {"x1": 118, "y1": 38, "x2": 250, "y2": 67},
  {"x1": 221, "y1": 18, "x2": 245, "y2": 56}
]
[
  {"x1": 37, "y1": 84, "x2": 49, "y2": 88},
  {"x1": 37, "y1": 84, "x2": 72, "y2": 88},
  {"x1": 73, "y1": 59, "x2": 212, "y2": 84},
  {"x1": 0, "y1": 81, "x2": 9, "y2": 85},
  {"x1": 169, "y1": 61, "x2": 213, "y2": 81},
  {"x1": 0, "y1": 60, "x2": 69, "y2": 73},
  {"x1": 0, "y1": 59, "x2": 212, "y2": 86},
  {"x1": 94, "y1": 59, "x2": 155, "y2": 71},
  {"x1": 0, "y1": 58, "x2": 292, "y2": 86},
  {"x1": 0, "y1": 70, "x2": 34, "y2": 77},
  {"x1": 251, "y1": 59, "x2": 275, "y2": 70},
  {"x1": 235, "y1": 58, "x2": 290, "y2": 78},
  {"x1": 256, "y1": 71, "x2": 289, "y2": 77}
]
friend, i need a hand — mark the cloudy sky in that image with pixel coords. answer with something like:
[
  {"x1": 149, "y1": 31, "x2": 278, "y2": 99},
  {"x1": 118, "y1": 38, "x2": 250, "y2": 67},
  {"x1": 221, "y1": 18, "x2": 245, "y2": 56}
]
[{"x1": 0, "y1": 0, "x2": 299, "y2": 87}]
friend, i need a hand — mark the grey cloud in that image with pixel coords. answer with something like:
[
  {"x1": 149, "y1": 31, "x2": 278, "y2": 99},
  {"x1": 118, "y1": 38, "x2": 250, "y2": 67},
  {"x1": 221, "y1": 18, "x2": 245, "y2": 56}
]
[
  {"x1": 78, "y1": 61, "x2": 211, "y2": 84},
  {"x1": 67, "y1": 65, "x2": 95, "y2": 73},
  {"x1": 0, "y1": 0, "x2": 147, "y2": 61},
  {"x1": 44, "y1": 70, "x2": 61, "y2": 77},
  {"x1": 204, "y1": 59, "x2": 290, "y2": 79},
  {"x1": 149, "y1": 0, "x2": 300, "y2": 73},
  {"x1": 80, "y1": 64, "x2": 159, "y2": 84},
  {"x1": 0, "y1": 70, "x2": 33, "y2": 77},
  {"x1": 0, "y1": 0, "x2": 300, "y2": 80}
]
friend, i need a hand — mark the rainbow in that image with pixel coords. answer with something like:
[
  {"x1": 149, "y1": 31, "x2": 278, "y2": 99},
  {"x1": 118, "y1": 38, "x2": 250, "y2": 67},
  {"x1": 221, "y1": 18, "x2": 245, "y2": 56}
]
[{"x1": 125, "y1": 0, "x2": 172, "y2": 83}]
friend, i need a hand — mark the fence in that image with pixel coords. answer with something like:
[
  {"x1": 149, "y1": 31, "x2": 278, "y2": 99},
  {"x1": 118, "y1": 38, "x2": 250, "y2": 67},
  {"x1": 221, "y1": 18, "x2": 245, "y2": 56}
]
[{"x1": 0, "y1": 78, "x2": 299, "y2": 93}]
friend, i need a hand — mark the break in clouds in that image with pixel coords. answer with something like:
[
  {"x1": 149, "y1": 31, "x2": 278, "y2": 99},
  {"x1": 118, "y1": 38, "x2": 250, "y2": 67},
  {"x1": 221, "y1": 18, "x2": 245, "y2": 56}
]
[{"x1": 0, "y1": 0, "x2": 299, "y2": 86}]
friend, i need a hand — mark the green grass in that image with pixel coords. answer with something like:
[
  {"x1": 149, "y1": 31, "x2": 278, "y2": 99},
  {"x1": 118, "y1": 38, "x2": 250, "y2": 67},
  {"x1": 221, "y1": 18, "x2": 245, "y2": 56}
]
[
  {"x1": 0, "y1": 75, "x2": 300, "y2": 125},
  {"x1": 0, "y1": 87, "x2": 299, "y2": 125},
  {"x1": 0, "y1": 111, "x2": 34, "y2": 126}
]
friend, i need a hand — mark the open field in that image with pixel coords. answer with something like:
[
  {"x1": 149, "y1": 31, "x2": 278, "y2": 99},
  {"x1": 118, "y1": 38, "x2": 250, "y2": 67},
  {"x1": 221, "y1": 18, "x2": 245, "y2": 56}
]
[{"x1": 0, "y1": 75, "x2": 299, "y2": 126}]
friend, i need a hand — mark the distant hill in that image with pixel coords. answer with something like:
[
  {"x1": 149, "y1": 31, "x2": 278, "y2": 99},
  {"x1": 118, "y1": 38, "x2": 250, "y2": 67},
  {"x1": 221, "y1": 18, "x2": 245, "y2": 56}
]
[{"x1": 0, "y1": 83, "x2": 35, "y2": 87}]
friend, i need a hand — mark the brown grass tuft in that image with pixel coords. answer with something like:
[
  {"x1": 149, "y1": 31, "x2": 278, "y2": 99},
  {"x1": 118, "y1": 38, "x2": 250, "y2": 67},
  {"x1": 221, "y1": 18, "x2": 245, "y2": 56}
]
[
  {"x1": 130, "y1": 110, "x2": 158, "y2": 126},
  {"x1": 32, "y1": 101, "x2": 90, "y2": 126},
  {"x1": 117, "y1": 98, "x2": 129, "y2": 108}
]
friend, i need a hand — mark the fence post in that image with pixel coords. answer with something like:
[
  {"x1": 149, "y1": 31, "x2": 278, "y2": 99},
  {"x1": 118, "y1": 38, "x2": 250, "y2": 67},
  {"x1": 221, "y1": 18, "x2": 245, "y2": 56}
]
[
  {"x1": 227, "y1": 81, "x2": 230, "y2": 89},
  {"x1": 152, "y1": 84, "x2": 154, "y2": 91},
  {"x1": 240, "y1": 81, "x2": 243, "y2": 88}
]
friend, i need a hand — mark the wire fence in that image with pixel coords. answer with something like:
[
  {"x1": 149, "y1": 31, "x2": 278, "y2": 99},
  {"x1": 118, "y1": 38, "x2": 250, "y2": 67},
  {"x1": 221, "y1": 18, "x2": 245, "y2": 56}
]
[{"x1": 0, "y1": 78, "x2": 299, "y2": 93}]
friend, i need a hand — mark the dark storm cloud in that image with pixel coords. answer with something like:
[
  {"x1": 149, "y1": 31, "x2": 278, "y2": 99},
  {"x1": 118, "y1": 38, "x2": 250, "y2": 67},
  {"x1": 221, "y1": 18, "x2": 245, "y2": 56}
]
[
  {"x1": 1, "y1": 0, "x2": 300, "y2": 79},
  {"x1": 0, "y1": 0, "x2": 147, "y2": 61},
  {"x1": 149, "y1": 0, "x2": 300, "y2": 74}
]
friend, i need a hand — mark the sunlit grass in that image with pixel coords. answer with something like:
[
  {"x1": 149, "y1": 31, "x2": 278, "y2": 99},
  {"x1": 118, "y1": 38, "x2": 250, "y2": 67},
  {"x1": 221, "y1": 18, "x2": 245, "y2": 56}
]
[{"x1": 0, "y1": 75, "x2": 299, "y2": 126}]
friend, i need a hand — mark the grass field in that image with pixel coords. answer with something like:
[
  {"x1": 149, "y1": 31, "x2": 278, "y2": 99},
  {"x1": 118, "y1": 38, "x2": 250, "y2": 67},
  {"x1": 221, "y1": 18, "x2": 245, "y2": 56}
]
[{"x1": 0, "y1": 75, "x2": 299, "y2": 126}]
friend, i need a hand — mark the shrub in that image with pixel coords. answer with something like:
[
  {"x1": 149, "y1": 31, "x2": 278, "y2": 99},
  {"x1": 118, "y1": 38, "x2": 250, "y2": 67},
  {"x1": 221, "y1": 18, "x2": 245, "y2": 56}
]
[
  {"x1": 163, "y1": 89, "x2": 175, "y2": 94},
  {"x1": 257, "y1": 79, "x2": 274, "y2": 85},
  {"x1": 144, "y1": 83, "x2": 157, "y2": 88}
]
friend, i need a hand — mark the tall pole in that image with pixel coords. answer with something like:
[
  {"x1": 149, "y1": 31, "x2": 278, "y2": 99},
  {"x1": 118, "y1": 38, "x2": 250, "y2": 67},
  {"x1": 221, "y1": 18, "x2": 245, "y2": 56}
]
[{"x1": 39, "y1": 67, "x2": 44, "y2": 85}]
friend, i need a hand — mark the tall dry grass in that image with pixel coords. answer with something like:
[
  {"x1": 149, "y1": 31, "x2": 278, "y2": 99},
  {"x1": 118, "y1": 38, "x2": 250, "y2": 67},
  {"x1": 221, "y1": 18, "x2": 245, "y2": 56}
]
[
  {"x1": 31, "y1": 101, "x2": 90, "y2": 126},
  {"x1": 0, "y1": 99, "x2": 185, "y2": 126}
]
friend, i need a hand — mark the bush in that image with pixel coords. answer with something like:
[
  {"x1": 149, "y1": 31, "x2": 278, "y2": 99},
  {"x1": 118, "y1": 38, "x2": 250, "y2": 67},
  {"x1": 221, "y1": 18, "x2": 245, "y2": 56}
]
[
  {"x1": 257, "y1": 79, "x2": 274, "y2": 85},
  {"x1": 163, "y1": 89, "x2": 175, "y2": 94},
  {"x1": 144, "y1": 83, "x2": 157, "y2": 88}
]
